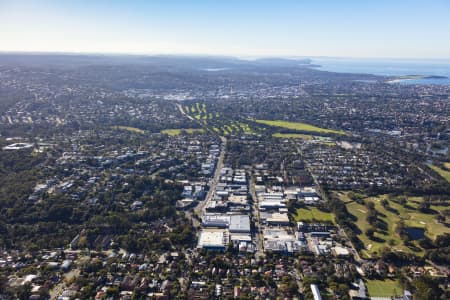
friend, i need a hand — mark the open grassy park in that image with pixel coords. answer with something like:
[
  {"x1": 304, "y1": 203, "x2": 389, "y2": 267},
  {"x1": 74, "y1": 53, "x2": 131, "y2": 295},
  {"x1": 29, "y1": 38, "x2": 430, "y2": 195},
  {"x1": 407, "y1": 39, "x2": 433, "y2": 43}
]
[
  {"x1": 337, "y1": 192, "x2": 449, "y2": 258},
  {"x1": 160, "y1": 128, "x2": 204, "y2": 136},
  {"x1": 365, "y1": 279, "x2": 403, "y2": 298},
  {"x1": 293, "y1": 207, "x2": 336, "y2": 224},
  {"x1": 112, "y1": 126, "x2": 145, "y2": 134},
  {"x1": 255, "y1": 119, "x2": 345, "y2": 135}
]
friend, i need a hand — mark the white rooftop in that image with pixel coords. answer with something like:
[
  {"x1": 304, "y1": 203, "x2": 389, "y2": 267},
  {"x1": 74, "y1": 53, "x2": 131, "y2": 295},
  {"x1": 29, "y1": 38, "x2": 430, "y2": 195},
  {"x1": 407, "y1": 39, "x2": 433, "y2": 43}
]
[{"x1": 198, "y1": 229, "x2": 228, "y2": 248}]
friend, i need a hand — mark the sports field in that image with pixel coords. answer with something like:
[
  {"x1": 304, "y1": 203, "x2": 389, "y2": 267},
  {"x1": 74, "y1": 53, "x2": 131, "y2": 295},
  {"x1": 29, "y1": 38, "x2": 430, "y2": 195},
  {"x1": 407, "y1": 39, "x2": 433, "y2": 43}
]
[
  {"x1": 112, "y1": 126, "x2": 145, "y2": 134},
  {"x1": 366, "y1": 279, "x2": 402, "y2": 297},
  {"x1": 293, "y1": 207, "x2": 336, "y2": 224}
]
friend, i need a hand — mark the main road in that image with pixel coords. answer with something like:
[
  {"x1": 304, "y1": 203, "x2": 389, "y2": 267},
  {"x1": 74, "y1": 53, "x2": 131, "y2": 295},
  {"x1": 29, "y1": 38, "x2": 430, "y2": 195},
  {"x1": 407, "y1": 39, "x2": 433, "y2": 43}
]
[
  {"x1": 249, "y1": 175, "x2": 265, "y2": 259},
  {"x1": 175, "y1": 101, "x2": 226, "y2": 219},
  {"x1": 195, "y1": 136, "x2": 226, "y2": 216},
  {"x1": 295, "y1": 143, "x2": 364, "y2": 264}
]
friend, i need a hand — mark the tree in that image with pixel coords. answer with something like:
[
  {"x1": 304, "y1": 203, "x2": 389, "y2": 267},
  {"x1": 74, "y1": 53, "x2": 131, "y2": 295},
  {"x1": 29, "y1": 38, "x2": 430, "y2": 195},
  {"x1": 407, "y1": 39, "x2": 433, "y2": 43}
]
[
  {"x1": 366, "y1": 210, "x2": 378, "y2": 225},
  {"x1": 15, "y1": 283, "x2": 31, "y2": 300},
  {"x1": 287, "y1": 280, "x2": 298, "y2": 295},
  {"x1": 365, "y1": 228, "x2": 375, "y2": 240},
  {"x1": 436, "y1": 214, "x2": 445, "y2": 223},
  {"x1": 412, "y1": 276, "x2": 443, "y2": 300},
  {"x1": 419, "y1": 201, "x2": 430, "y2": 213},
  {"x1": 434, "y1": 233, "x2": 450, "y2": 248},
  {"x1": 398, "y1": 197, "x2": 407, "y2": 206},
  {"x1": 366, "y1": 201, "x2": 375, "y2": 210},
  {"x1": 396, "y1": 220, "x2": 405, "y2": 235},
  {"x1": 107, "y1": 287, "x2": 119, "y2": 297}
]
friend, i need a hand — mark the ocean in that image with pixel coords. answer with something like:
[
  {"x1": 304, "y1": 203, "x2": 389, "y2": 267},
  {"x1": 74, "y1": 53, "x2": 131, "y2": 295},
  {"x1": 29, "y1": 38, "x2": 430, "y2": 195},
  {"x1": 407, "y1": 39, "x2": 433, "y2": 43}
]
[{"x1": 310, "y1": 57, "x2": 450, "y2": 85}]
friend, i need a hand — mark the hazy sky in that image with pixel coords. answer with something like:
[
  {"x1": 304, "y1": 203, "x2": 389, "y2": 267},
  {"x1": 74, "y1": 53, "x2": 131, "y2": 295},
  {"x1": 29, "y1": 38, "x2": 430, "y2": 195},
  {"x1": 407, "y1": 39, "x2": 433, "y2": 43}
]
[{"x1": 1, "y1": 0, "x2": 450, "y2": 58}]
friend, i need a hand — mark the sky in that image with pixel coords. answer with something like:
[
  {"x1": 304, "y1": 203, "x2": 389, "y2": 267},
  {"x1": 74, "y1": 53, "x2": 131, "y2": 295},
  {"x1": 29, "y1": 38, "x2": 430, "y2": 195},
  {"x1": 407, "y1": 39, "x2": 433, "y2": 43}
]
[{"x1": 1, "y1": 0, "x2": 450, "y2": 59}]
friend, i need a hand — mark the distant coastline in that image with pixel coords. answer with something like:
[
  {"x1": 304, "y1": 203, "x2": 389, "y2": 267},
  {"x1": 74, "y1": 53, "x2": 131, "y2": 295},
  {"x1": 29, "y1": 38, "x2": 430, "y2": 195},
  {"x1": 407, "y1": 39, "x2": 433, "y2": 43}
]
[
  {"x1": 311, "y1": 58, "x2": 450, "y2": 85},
  {"x1": 387, "y1": 74, "x2": 448, "y2": 83}
]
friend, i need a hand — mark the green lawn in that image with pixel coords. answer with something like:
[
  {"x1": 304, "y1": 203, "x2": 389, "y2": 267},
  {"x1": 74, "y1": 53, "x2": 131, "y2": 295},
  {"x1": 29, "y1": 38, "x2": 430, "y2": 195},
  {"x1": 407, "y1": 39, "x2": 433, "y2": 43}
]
[
  {"x1": 365, "y1": 279, "x2": 402, "y2": 297},
  {"x1": 195, "y1": 102, "x2": 202, "y2": 114},
  {"x1": 293, "y1": 207, "x2": 336, "y2": 224},
  {"x1": 188, "y1": 103, "x2": 209, "y2": 119},
  {"x1": 254, "y1": 119, "x2": 345, "y2": 135},
  {"x1": 346, "y1": 198, "x2": 412, "y2": 257},
  {"x1": 334, "y1": 191, "x2": 354, "y2": 204},
  {"x1": 222, "y1": 125, "x2": 233, "y2": 135},
  {"x1": 322, "y1": 141, "x2": 336, "y2": 147},
  {"x1": 161, "y1": 128, "x2": 204, "y2": 136},
  {"x1": 238, "y1": 122, "x2": 255, "y2": 134},
  {"x1": 272, "y1": 133, "x2": 314, "y2": 140},
  {"x1": 429, "y1": 164, "x2": 450, "y2": 183},
  {"x1": 112, "y1": 126, "x2": 145, "y2": 134}
]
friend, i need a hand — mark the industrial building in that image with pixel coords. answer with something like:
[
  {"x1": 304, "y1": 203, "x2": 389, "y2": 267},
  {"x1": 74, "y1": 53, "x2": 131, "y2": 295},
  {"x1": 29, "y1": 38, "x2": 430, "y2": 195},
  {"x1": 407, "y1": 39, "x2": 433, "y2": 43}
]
[
  {"x1": 197, "y1": 229, "x2": 229, "y2": 251},
  {"x1": 202, "y1": 214, "x2": 251, "y2": 233}
]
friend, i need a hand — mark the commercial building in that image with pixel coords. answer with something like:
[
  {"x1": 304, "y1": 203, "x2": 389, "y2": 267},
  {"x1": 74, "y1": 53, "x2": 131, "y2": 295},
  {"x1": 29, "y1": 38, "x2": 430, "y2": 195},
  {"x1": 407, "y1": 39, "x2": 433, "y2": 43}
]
[
  {"x1": 197, "y1": 229, "x2": 229, "y2": 251},
  {"x1": 229, "y1": 215, "x2": 251, "y2": 233},
  {"x1": 202, "y1": 214, "x2": 250, "y2": 233},
  {"x1": 266, "y1": 212, "x2": 290, "y2": 226}
]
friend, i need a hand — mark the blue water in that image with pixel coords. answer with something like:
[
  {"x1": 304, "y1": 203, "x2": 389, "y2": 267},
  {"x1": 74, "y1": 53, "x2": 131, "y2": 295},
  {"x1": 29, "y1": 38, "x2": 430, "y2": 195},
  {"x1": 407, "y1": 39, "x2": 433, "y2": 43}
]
[
  {"x1": 310, "y1": 57, "x2": 450, "y2": 85},
  {"x1": 405, "y1": 227, "x2": 425, "y2": 240}
]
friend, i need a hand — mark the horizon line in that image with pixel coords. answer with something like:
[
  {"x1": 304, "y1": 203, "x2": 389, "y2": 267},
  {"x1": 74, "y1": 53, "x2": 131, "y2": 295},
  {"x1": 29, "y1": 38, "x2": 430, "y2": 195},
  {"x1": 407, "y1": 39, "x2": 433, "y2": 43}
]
[{"x1": 1, "y1": 50, "x2": 450, "y2": 62}]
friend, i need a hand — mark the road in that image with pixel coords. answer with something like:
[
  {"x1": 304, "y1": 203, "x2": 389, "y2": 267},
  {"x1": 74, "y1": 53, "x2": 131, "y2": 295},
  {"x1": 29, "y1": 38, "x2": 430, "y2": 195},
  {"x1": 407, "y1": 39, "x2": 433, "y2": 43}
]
[
  {"x1": 175, "y1": 101, "x2": 227, "y2": 222},
  {"x1": 176, "y1": 100, "x2": 261, "y2": 259},
  {"x1": 249, "y1": 175, "x2": 265, "y2": 259},
  {"x1": 295, "y1": 143, "x2": 364, "y2": 264},
  {"x1": 195, "y1": 136, "x2": 227, "y2": 216}
]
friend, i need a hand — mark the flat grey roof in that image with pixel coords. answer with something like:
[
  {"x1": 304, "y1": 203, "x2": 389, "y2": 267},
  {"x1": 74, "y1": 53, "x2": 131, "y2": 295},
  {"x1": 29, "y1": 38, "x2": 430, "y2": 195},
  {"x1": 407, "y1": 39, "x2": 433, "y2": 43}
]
[{"x1": 229, "y1": 215, "x2": 250, "y2": 232}]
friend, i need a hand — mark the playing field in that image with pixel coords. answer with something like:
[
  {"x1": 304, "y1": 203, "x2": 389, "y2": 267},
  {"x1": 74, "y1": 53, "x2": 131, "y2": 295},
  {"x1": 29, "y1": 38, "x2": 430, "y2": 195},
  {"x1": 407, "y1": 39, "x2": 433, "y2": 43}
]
[
  {"x1": 293, "y1": 207, "x2": 336, "y2": 224},
  {"x1": 112, "y1": 126, "x2": 145, "y2": 134},
  {"x1": 255, "y1": 119, "x2": 345, "y2": 135},
  {"x1": 365, "y1": 279, "x2": 402, "y2": 297},
  {"x1": 161, "y1": 128, "x2": 204, "y2": 136}
]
